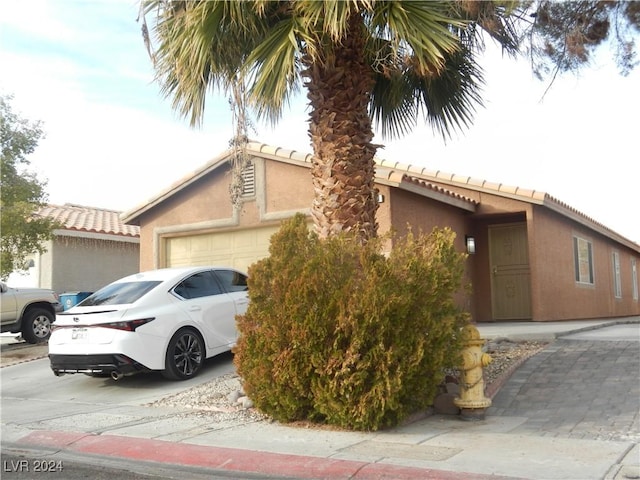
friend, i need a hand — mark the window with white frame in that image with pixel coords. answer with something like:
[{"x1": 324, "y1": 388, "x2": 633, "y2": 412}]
[
  {"x1": 573, "y1": 236, "x2": 594, "y2": 285},
  {"x1": 632, "y1": 258, "x2": 639, "y2": 301},
  {"x1": 612, "y1": 251, "x2": 622, "y2": 298}
]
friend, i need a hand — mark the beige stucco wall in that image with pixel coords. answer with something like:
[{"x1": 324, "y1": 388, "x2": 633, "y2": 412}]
[
  {"x1": 263, "y1": 160, "x2": 314, "y2": 214},
  {"x1": 48, "y1": 235, "x2": 139, "y2": 294},
  {"x1": 137, "y1": 159, "x2": 314, "y2": 271}
]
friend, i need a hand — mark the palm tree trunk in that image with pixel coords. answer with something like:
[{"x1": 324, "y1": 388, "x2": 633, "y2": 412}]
[{"x1": 304, "y1": 14, "x2": 378, "y2": 242}]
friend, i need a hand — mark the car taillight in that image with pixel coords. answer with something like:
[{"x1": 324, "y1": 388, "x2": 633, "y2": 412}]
[{"x1": 101, "y1": 318, "x2": 155, "y2": 331}]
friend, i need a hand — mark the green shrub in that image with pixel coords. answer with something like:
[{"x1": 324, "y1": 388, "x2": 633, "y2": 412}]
[{"x1": 234, "y1": 214, "x2": 469, "y2": 431}]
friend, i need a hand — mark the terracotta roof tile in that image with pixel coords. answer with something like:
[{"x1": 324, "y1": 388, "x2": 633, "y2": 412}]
[
  {"x1": 39, "y1": 204, "x2": 139, "y2": 238},
  {"x1": 402, "y1": 175, "x2": 479, "y2": 206}
]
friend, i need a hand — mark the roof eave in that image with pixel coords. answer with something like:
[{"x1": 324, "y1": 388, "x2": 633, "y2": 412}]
[
  {"x1": 54, "y1": 229, "x2": 140, "y2": 243},
  {"x1": 377, "y1": 175, "x2": 477, "y2": 212}
]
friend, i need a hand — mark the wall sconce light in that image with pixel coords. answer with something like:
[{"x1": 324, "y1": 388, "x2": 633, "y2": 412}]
[
  {"x1": 465, "y1": 235, "x2": 476, "y2": 255},
  {"x1": 376, "y1": 193, "x2": 385, "y2": 203}
]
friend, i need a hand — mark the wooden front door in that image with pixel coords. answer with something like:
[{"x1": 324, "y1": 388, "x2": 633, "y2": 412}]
[{"x1": 489, "y1": 223, "x2": 532, "y2": 320}]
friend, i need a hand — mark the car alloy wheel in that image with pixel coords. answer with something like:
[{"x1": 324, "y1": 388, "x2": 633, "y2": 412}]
[{"x1": 163, "y1": 329, "x2": 204, "y2": 380}]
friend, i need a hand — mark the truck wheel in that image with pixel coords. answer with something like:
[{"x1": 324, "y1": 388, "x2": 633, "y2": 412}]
[{"x1": 21, "y1": 308, "x2": 54, "y2": 344}]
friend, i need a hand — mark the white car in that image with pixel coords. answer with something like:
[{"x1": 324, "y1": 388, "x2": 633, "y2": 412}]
[{"x1": 49, "y1": 266, "x2": 248, "y2": 381}]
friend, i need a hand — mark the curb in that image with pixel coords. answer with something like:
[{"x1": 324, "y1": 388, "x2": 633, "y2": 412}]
[{"x1": 13, "y1": 429, "x2": 525, "y2": 480}]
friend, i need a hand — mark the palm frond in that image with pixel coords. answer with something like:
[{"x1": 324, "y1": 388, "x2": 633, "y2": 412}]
[
  {"x1": 369, "y1": 1, "x2": 466, "y2": 75},
  {"x1": 370, "y1": 42, "x2": 484, "y2": 141},
  {"x1": 245, "y1": 16, "x2": 304, "y2": 123}
]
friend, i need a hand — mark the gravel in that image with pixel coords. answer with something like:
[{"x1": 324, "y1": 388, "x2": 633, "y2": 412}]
[
  {"x1": 147, "y1": 373, "x2": 270, "y2": 423},
  {"x1": 148, "y1": 340, "x2": 548, "y2": 424}
]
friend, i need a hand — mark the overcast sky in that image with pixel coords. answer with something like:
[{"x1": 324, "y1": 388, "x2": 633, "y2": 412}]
[{"x1": 1, "y1": 0, "x2": 638, "y2": 244}]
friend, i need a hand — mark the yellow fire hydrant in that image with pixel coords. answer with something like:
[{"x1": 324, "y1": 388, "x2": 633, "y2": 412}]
[{"x1": 454, "y1": 324, "x2": 492, "y2": 420}]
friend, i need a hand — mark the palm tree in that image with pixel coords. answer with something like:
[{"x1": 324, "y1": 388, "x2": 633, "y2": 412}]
[{"x1": 140, "y1": 0, "x2": 519, "y2": 242}]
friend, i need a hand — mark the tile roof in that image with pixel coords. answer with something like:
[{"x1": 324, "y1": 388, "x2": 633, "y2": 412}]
[
  {"x1": 39, "y1": 204, "x2": 139, "y2": 238},
  {"x1": 121, "y1": 141, "x2": 637, "y2": 252},
  {"x1": 376, "y1": 158, "x2": 639, "y2": 252}
]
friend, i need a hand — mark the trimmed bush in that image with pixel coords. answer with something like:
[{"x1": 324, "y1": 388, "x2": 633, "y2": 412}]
[{"x1": 234, "y1": 214, "x2": 469, "y2": 431}]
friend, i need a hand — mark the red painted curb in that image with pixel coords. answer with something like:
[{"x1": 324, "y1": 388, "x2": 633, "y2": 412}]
[{"x1": 18, "y1": 430, "x2": 521, "y2": 480}]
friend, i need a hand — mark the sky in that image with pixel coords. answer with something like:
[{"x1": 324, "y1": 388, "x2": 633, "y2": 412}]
[{"x1": 1, "y1": 0, "x2": 638, "y2": 244}]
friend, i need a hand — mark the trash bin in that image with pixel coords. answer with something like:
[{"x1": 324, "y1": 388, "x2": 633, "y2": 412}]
[{"x1": 60, "y1": 292, "x2": 93, "y2": 311}]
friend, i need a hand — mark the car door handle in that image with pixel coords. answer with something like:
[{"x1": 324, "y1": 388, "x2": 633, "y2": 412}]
[
  {"x1": 189, "y1": 306, "x2": 201, "y2": 312},
  {"x1": 236, "y1": 299, "x2": 248, "y2": 305}
]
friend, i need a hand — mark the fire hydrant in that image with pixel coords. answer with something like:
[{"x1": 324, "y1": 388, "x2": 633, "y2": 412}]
[{"x1": 454, "y1": 324, "x2": 492, "y2": 420}]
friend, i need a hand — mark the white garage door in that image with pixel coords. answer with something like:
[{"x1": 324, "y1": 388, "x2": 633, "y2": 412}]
[{"x1": 166, "y1": 226, "x2": 281, "y2": 273}]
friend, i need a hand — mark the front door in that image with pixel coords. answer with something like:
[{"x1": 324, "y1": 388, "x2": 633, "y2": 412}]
[{"x1": 489, "y1": 223, "x2": 532, "y2": 320}]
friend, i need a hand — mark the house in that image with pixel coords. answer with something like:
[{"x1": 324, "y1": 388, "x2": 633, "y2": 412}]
[
  {"x1": 122, "y1": 142, "x2": 640, "y2": 322},
  {"x1": 8, "y1": 204, "x2": 140, "y2": 295}
]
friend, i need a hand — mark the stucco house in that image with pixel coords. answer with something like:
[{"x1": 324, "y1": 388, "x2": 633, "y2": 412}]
[
  {"x1": 8, "y1": 204, "x2": 140, "y2": 295},
  {"x1": 122, "y1": 142, "x2": 639, "y2": 322}
]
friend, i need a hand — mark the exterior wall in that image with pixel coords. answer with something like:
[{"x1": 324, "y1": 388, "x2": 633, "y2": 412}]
[
  {"x1": 38, "y1": 240, "x2": 54, "y2": 289},
  {"x1": 4, "y1": 236, "x2": 139, "y2": 294},
  {"x1": 138, "y1": 166, "x2": 238, "y2": 270},
  {"x1": 387, "y1": 188, "x2": 474, "y2": 316},
  {"x1": 138, "y1": 158, "x2": 313, "y2": 271},
  {"x1": 263, "y1": 160, "x2": 314, "y2": 214},
  {"x1": 49, "y1": 236, "x2": 140, "y2": 294},
  {"x1": 529, "y1": 206, "x2": 640, "y2": 321},
  {"x1": 387, "y1": 189, "x2": 469, "y2": 239}
]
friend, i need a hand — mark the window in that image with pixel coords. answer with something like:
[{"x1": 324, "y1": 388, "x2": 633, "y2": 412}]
[
  {"x1": 612, "y1": 251, "x2": 622, "y2": 298},
  {"x1": 632, "y1": 259, "x2": 639, "y2": 301},
  {"x1": 80, "y1": 281, "x2": 161, "y2": 306},
  {"x1": 173, "y1": 271, "x2": 223, "y2": 299},
  {"x1": 215, "y1": 269, "x2": 248, "y2": 292},
  {"x1": 573, "y1": 236, "x2": 594, "y2": 284}
]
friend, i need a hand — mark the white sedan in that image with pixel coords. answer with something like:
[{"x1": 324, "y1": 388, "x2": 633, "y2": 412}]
[{"x1": 49, "y1": 266, "x2": 249, "y2": 381}]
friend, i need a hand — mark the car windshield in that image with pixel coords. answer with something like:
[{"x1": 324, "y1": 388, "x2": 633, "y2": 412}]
[{"x1": 79, "y1": 281, "x2": 161, "y2": 306}]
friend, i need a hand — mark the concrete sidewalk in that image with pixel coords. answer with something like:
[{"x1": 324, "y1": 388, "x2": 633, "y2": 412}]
[{"x1": 3, "y1": 317, "x2": 639, "y2": 479}]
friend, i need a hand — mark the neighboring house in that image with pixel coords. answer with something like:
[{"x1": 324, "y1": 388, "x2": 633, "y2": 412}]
[
  {"x1": 7, "y1": 204, "x2": 140, "y2": 295},
  {"x1": 122, "y1": 142, "x2": 640, "y2": 322}
]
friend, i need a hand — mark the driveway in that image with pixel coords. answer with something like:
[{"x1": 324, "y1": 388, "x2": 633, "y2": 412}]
[{"x1": 488, "y1": 323, "x2": 640, "y2": 442}]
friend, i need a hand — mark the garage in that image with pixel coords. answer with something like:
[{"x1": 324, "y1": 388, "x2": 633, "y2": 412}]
[{"x1": 165, "y1": 226, "x2": 281, "y2": 273}]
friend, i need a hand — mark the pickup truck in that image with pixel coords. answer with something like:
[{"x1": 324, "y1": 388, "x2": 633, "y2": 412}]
[{"x1": 1, "y1": 282, "x2": 62, "y2": 343}]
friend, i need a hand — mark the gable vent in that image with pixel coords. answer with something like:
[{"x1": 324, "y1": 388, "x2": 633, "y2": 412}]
[{"x1": 241, "y1": 162, "x2": 256, "y2": 197}]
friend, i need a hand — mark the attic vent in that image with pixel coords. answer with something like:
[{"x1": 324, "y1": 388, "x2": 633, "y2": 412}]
[{"x1": 241, "y1": 162, "x2": 255, "y2": 197}]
